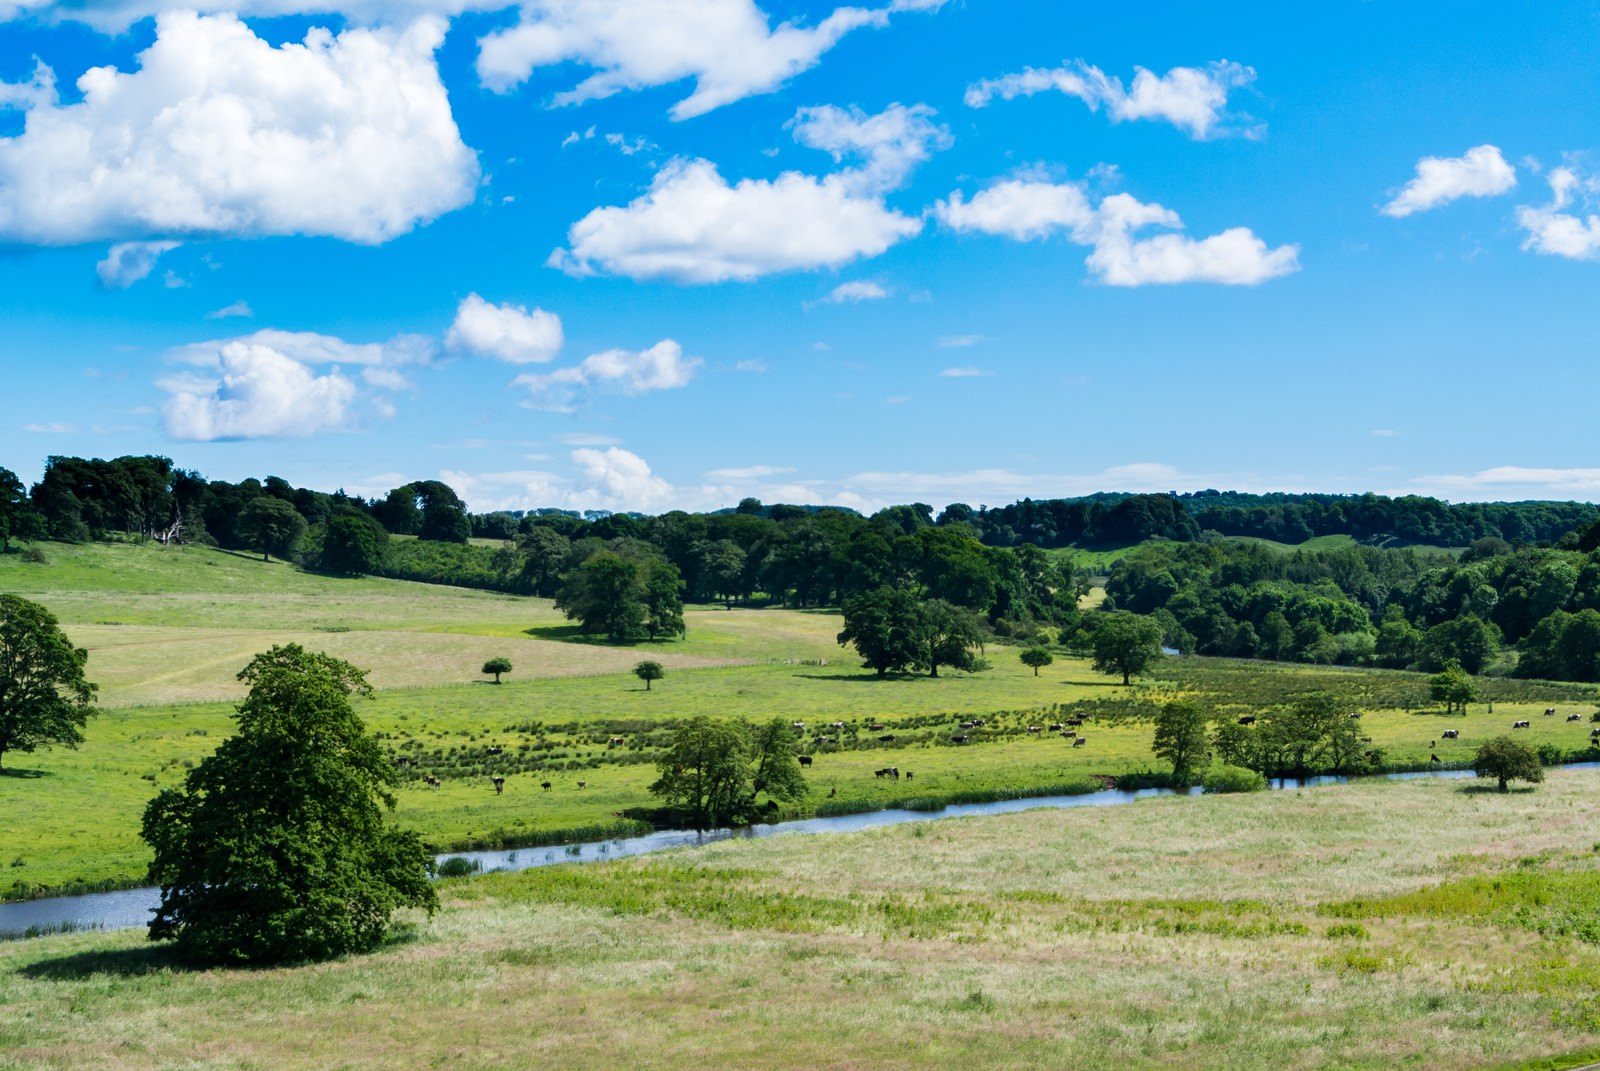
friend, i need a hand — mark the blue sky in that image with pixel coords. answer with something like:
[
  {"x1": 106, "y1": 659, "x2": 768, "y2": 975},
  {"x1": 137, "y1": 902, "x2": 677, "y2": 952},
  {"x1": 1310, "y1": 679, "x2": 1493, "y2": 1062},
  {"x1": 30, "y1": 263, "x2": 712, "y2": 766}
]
[{"x1": 1, "y1": 0, "x2": 1597, "y2": 514}]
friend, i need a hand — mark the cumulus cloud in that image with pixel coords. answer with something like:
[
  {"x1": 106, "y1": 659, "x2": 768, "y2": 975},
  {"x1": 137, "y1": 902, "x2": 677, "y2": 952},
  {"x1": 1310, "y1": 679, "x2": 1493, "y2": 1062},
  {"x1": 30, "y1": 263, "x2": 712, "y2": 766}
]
[
  {"x1": 1410, "y1": 465, "x2": 1600, "y2": 498},
  {"x1": 476, "y1": 0, "x2": 945, "y2": 119},
  {"x1": 552, "y1": 103, "x2": 942, "y2": 282},
  {"x1": 0, "y1": 13, "x2": 478, "y2": 245},
  {"x1": 445, "y1": 293, "x2": 564, "y2": 364},
  {"x1": 1516, "y1": 166, "x2": 1600, "y2": 259},
  {"x1": 515, "y1": 339, "x2": 702, "y2": 411},
  {"x1": 965, "y1": 59, "x2": 1258, "y2": 139},
  {"x1": 160, "y1": 329, "x2": 432, "y2": 441},
  {"x1": 95, "y1": 240, "x2": 180, "y2": 288},
  {"x1": 1381, "y1": 145, "x2": 1517, "y2": 217},
  {"x1": 568, "y1": 447, "x2": 676, "y2": 511},
  {"x1": 936, "y1": 178, "x2": 1299, "y2": 286}
]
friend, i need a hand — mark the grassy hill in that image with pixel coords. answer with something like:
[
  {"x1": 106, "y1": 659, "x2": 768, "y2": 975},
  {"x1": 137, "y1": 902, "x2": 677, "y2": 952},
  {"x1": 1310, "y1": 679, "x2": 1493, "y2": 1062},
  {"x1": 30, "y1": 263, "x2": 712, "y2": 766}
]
[{"x1": 7, "y1": 770, "x2": 1600, "y2": 1069}]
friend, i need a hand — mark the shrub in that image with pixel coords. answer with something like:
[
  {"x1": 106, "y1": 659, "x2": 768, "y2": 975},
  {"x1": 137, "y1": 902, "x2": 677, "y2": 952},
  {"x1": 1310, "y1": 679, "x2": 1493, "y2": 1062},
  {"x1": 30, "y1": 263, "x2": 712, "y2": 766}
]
[
  {"x1": 20, "y1": 546, "x2": 48, "y2": 564},
  {"x1": 1202, "y1": 763, "x2": 1268, "y2": 794},
  {"x1": 436, "y1": 856, "x2": 481, "y2": 878}
]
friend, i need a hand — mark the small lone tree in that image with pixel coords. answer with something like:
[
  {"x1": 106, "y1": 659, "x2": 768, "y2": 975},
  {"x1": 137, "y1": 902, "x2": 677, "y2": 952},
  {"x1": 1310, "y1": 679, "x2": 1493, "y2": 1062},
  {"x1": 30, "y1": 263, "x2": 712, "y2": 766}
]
[
  {"x1": 634, "y1": 660, "x2": 665, "y2": 690},
  {"x1": 1019, "y1": 646, "x2": 1054, "y2": 676},
  {"x1": 0, "y1": 594, "x2": 98, "y2": 772},
  {"x1": 482, "y1": 656, "x2": 512, "y2": 684},
  {"x1": 1474, "y1": 735, "x2": 1544, "y2": 792},
  {"x1": 142, "y1": 645, "x2": 436, "y2": 965},
  {"x1": 1430, "y1": 658, "x2": 1477, "y2": 714}
]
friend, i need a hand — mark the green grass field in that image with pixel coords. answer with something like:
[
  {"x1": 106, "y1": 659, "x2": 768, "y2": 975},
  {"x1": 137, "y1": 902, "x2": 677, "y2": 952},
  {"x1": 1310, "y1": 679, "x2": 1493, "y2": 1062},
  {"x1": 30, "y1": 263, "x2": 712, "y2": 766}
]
[
  {"x1": 7, "y1": 770, "x2": 1600, "y2": 1070},
  {"x1": 3, "y1": 541, "x2": 1597, "y2": 903}
]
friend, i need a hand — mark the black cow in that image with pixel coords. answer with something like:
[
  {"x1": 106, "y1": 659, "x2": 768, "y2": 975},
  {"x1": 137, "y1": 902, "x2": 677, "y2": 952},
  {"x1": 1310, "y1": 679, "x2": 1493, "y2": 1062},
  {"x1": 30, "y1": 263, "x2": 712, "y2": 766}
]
[
  {"x1": 492, "y1": 776, "x2": 505, "y2": 795},
  {"x1": 1238, "y1": 716, "x2": 1257, "y2": 726},
  {"x1": 798, "y1": 755, "x2": 814, "y2": 767},
  {"x1": 1442, "y1": 729, "x2": 1460, "y2": 739}
]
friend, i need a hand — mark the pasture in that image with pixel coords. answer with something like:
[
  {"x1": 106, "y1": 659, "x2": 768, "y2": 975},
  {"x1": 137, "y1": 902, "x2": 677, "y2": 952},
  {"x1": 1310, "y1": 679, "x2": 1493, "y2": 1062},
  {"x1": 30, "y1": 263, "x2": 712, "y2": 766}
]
[
  {"x1": 7, "y1": 771, "x2": 1600, "y2": 1069},
  {"x1": 3, "y1": 540, "x2": 1598, "y2": 903}
]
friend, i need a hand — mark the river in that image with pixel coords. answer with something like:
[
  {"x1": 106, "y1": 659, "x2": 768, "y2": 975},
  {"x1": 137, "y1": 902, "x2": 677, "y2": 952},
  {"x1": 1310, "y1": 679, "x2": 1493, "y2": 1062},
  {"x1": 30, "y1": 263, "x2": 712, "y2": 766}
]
[{"x1": 5, "y1": 763, "x2": 1588, "y2": 937}]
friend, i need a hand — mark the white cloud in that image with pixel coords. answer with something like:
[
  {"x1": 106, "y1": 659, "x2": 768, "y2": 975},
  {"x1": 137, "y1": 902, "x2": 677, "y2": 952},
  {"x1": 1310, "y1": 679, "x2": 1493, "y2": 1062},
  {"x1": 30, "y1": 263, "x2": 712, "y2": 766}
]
[
  {"x1": 95, "y1": 240, "x2": 180, "y2": 288},
  {"x1": 160, "y1": 341, "x2": 359, "y2": 441},
  {"x1": 937, "y1": 366, "x2": 988, "y2": 377},
  {"x1": 568, "y1": 447, "x2": 675, "y2": 511},
  {"x1": 160, "y1": 328, "x2": 432, "y2": 441},
  {"x1": 0, "y1": 13, "x2": 477, "y2": 245},
  {"x1": 788, "y1": 102, "x2": 950, "y2": 194},
  {"x1": 1, "y1": 0, "x2": 509, "y2": 29},
  {"x1": 1088, "y1": 193, "x2": 1300, "y2": 286},
  {"x1": 1381, "y1": 145, "x2": 1517, "y2": 218},
  {"x1": 936, "y1": 179, "x2": 1094, "y2": 241},
  {"x1": 516, "y1": 339, "x2": 702, "y2": 411},
  {"x1": 552, "y1": 102, "x2": 940, "y2": 282},
  {"x1": 1409, "y1": 466, "x2": 1600, "y2": 499},
  {"x1": 445, "y1": 293, "x2": 564, "y2": 364},
  {"x1": 937, "y1": 334, "x2": 984, "y2": 348},
  {"x1": 551, "y1": 157, "x2": 923, "y2": 283},
  {"x1": 706, "y1": 464, "x2": 797, "y2": 480},
  {"x1": 734, "y1": 358, "x2": 768, "y2": 372},
  {"x1": 937, "y1": 178, "x2": 1299, "y2": 286},
  {"x1": 965, "y1": 59, "x2": 1258, "y2": 139},
  {"x1": 205, "y1": 300, "x2": 254, "y2": 320},
  {"x1": 822, "y1": 280, "x2": 889, "y2": 303},
  {"x1": 1516, "y1": 166, "x2": 1600, "y2": 259},
  {"x1": 476, "y1": 0, "x2": 943, "y2": 119}
]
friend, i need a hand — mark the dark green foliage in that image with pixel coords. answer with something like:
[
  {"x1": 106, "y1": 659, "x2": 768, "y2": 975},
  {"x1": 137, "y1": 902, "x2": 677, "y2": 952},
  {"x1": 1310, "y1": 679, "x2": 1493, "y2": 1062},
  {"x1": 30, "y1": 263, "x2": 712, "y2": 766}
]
[
  {"x1": 436, "y1": 856, "x2": 480, "y2": 878},
  {"x1": 1019, "y1": 646, "x2": 1054, "y2": 675},
  {"x1": 1429, "y1": 659, "x2": 1477, "y2": 714},
  {"x1": 0, "y1": 594, "x2": 98, "y2": 772},
  {"x1": 482, "y1": 657, "x2": 512, "y2": 684},
  {"x1": 239, "y1": 497, "x2": 307, "y2": 562},
  {"x1": 1257, "y1": 691, "x2": 1366, "y2": 777},
  {"x1": 556, "y1": 550, "x2": 684, "y2": 643},
  {"x1": 633, "y1": 660, "x2": 664, "y2": 690},
  {"x1": 517, "y1": 526, "x2": 572, "y2": 596},
  {"x1": 920, "y1": 599, "x2": 987, "y2": 677},
  {"x1": 1090, "y1": 611, "x2": 1164, "y2": 685},
  {"x1": 141, "y1": 645, "x2": 436, "y2": 965},
  {"x1": 1152, "y1": 700, "x2": 1209, "y2": 786},
  {"x1": 838, "y1": 587, "x2": 924, "y2": 676},
  {"x1": 749, "y1": 718, "x2": 808, "y2": 805},
  {"x1": 419, "y1": 503, "x2": 471, "y2": 544},
  {"x1": 319, "y1": 510, "x2": 387, "y2": 576},
  {"x1": 649, "y1": 716, "x2": 753, "y2": 829},
  {"x1": 0, "y1": 466, "x2": 45, "y2": 552},
  {"x1": 1474, "y1": 735, "x2": 1544, "y2": 792},
  {"x1": 1518, "y1": 609, "x2": 1600, "y2": 682}
]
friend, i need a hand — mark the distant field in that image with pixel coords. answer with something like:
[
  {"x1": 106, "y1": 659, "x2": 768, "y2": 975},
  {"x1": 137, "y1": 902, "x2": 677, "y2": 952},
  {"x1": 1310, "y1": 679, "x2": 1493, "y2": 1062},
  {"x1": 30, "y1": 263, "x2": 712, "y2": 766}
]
[
  {"x1": 3, "y1": 540, "x2": 1597, "y2": 903},
  {"x1": 8, "y1": 771, "x2": 1600, "y2": 1070}
]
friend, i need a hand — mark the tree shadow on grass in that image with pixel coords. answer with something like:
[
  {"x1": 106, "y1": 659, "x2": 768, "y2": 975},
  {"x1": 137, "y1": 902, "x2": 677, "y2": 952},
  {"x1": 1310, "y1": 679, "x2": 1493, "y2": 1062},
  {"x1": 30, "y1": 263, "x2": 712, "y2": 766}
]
[
  {"x1": 0, "y1": 767, "x2": 48, "y2": 779},
  {"x1": 1455, "y1": 782, "x2": 1540, "y2": 795},
  {"x1": 18, "y1": 942, "x2": 190, "y2": 980},
  {"x1": 522, "y1": 625, "x2": 629, "y2": 646}
]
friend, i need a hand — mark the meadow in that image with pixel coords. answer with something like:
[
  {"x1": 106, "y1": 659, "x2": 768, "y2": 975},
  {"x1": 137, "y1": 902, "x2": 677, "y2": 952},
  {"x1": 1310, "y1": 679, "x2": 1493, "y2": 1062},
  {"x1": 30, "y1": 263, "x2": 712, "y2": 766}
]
[
  {"x1": 3, "y1": 541, "x2": 1598, "y2": 902},
  {"x1": 7, "y1": 770, "x2": 1600, "y2": 1069}
]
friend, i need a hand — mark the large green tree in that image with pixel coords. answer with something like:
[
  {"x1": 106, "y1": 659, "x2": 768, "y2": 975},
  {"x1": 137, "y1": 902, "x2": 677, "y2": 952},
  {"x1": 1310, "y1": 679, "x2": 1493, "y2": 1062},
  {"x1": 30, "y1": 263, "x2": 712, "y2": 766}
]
[
  {"x1": 1090, "y1": 611, "x2": 1164, "y2": 685},
  {"x1": 239, "y1": 497, "x2": 306, "y2": 562},
  {"x1": 142, "y1": 645, "x2": 436, "y2": 965},
  {"x1": 918, "y1": 598, "x2": 987, "y2": 677},
  {"x1": 1429, "y1": 659, "x2": 1477, "y2": 714},
  {"x1": 838, "y1": 586, "x2": 924, "y2": 677},
  {"x1": 319, "y1": 510, "x2": 387, "y2": 576},
  {"x1": 0, "y1": 594, "x2": 98, "y2": 772},
  {"x1": 649, "y1": 716, "x2": 755, "y2": 830}
]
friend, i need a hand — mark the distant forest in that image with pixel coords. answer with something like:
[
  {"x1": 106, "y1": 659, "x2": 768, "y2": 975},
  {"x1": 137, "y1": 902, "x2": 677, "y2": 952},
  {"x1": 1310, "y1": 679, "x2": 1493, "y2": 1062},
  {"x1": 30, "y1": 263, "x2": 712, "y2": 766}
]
[{"x1": 6, "y1": 453, "x2": 1600, "y2": 683}]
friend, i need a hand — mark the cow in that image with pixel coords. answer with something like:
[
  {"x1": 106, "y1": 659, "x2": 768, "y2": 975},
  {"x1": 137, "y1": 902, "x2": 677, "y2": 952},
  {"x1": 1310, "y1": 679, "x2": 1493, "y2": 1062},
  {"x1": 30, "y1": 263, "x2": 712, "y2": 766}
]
[
  {"x1": 959, "y1": 720, "x2": 976, "y2": 730},
  {"x1": 485, "y1": 746, "x2": 503, "y2": 756},
  {"x1": 1569, "y1": 714, "x2": 1583, "y2": 722},
  {"x1": 878, "y1": 734, "x2": 896, "y2": 743},
  {"x1": 1064, "y1": 730, "x2": 1077, "y2": 738},
  {"x1": 792, "y1": 721, "x2": 806, "y2": 731},
  {"x1": 424, "y1": 775, "x2": 440, "y2": 788},
  {"x1": 1027, "y1": 726, "x2": 1043, "y2": 734},
  {"x1": 951, "y1": 734, "x2": 970, "y2": 744},
  {"x1": 1442, "y1": 729, "x2": 1460, "y2": 739},
  {"x1": 576, "y1": 780, "x2": 587, "y2": 789},
  {"x1": 607, "y1": 736, "x2": 625, "y2": 746},
  {"x1": 1545, "y1": 708, "x2": 1557, "y2": 717},
  {"x1": 492, "y1": 776, "x2": 505, "y2": 795},
  {"x1": 798, "y1": 755, "x2": 814, "y2": 767},
  {"x1": 828, "y1": 787, "x2": 837, "y2": 798},
  {"x1": 1238, "y1": 716, "x2": 1257, "y2": 726},
  {"x1": 541, "y1": 781, "x2": 553, "y2": 791},
  {"x1": 1513, "y1": 720, "x2": 1531, "y2": 730},
  {"x1": 1049, "y1": 723, "x2": 1065, "y2": 732},
  {"x1": 1348, "y1": 712, "x2": 1362, "y2": 720},
  {"x1": 905, "y1": 771, "x2": 913, "y2": 781},
  {"x1": 1590, "y1": 728, "x2": 1600, "y2": 740},
  {"x1": 1073, "y1": 737, "x2": 1087, "y2": 747},
  {"x1": 1431, "y1": 754, "x2": 1441, "y2": 764},
  {"x1": 868, "y1": 723, "x2": 886, "y2": 732},
  {"x1": 829, "y1": 721, "x2": 846, "y2": 730}
]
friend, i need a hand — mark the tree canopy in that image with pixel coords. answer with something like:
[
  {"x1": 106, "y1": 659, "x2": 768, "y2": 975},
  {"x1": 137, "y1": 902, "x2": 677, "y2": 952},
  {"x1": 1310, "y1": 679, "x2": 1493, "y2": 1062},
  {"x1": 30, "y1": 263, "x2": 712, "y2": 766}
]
[
  {"x1": 1090, "y1": 611, "x2": 1164, "y2": 685},
  {"x1": 634, "y1": 660, "x2": 664, "y2": 690},
  {"x1": 1474, "y1": 736, "x2": 1544, "y2": 792},
  {"x1": 1151, "y1": 701, "x2": 1209, "y2": 786},
  {"x1": 482, "y1": 656, "x2": 512, "y2": 684},
  {"x1": 141, "y1": 645, "x2": 436, "y2": 965},
  {"x1": 0, "y1": 594, "x2": 97, "y2": 772}
]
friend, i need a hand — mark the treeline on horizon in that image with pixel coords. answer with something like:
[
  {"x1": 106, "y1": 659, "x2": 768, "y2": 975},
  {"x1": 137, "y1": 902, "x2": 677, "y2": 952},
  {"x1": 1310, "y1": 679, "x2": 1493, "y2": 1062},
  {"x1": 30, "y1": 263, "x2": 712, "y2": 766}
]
[{"x1": 5, "y1": 454, "x2": 1600, "y2": 684}]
